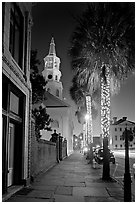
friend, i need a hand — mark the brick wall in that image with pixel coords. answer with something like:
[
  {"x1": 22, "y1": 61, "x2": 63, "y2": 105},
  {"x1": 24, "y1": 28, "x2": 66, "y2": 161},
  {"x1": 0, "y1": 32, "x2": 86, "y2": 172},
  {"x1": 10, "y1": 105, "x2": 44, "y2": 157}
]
[{"x1": 30, "y1": 118, "x2": 57, "y2": 181}]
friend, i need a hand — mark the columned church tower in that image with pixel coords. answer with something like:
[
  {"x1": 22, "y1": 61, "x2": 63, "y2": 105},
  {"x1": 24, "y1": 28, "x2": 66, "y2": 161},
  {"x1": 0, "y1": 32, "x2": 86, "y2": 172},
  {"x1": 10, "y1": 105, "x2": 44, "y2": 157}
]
[{"x1": 42, "y1": 37, "x2": 63, "y2": 99}]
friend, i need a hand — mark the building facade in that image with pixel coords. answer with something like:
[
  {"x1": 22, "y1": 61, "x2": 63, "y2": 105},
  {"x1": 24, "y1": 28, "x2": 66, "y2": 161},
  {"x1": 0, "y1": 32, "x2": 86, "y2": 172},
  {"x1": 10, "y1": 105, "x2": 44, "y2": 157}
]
[
  {"x1": 2, "y1": 2, "x2": 32, "y2": 194},
  {"x1": 40, "y1": 38, "x2": 74, "y2": 155},
  {"x1": 110, "y1": 117, "x2": 135, "y2": 150}
]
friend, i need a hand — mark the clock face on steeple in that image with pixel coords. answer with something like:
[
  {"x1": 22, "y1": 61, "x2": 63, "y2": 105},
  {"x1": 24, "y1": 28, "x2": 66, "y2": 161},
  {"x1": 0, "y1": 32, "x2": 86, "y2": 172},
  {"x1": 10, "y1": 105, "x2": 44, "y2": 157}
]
[{"x1": 48, "y1": 74, "x2": 53, "y2": 79}]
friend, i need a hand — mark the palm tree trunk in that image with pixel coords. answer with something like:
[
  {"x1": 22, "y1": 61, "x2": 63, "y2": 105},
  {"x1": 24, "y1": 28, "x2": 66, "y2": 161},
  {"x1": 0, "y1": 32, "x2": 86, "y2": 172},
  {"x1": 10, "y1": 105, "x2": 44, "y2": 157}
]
[
  {"x1": 86, "y1": 95, "x2": 93, "y2": 163},
  {"x1": 101, "y1": 65, "x2": 111, "y2": 180}
]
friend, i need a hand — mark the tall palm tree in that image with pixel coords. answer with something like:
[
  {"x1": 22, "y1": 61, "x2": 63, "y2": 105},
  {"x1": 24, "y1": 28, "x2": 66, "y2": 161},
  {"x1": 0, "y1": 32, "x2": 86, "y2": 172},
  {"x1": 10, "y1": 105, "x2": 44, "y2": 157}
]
[
  {"x1": 69, "y1": 2, "x2": 135, "y2": 179},
  {"x1": 70, "y1": 74, "x2": 99, "y2": 162}
]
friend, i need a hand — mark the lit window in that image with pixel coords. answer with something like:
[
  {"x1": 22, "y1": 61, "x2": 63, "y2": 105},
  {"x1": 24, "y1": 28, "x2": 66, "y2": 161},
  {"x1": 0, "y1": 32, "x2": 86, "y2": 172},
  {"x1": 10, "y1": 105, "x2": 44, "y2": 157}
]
[{"x1": 9, "y1": 3, "x2": 24, "y2": 68}]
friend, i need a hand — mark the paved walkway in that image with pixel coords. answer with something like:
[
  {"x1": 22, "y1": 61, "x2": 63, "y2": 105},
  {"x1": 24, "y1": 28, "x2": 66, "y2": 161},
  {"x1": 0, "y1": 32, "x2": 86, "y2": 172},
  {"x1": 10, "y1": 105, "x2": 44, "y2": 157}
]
[{"x1": 6, "y1": 151, "x2": 124, "y2": 202}]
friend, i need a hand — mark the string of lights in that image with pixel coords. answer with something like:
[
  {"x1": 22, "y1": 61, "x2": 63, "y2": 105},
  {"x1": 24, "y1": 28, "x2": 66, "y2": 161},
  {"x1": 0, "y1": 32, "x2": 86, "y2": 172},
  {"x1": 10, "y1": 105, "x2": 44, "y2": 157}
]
[
  {"x1": 86, "y1": 95, "x2": 93, "y2": 144},
  {"x1": 101, "y1": 65, "x2": 110, "y2": 138}
]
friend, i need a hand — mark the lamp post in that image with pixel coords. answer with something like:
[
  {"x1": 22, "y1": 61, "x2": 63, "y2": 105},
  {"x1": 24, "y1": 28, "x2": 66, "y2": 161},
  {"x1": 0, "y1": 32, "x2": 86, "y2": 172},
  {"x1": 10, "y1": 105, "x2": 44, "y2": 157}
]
[{"x1": 123, "y1": 126, "x2": 132, "y2": 201}]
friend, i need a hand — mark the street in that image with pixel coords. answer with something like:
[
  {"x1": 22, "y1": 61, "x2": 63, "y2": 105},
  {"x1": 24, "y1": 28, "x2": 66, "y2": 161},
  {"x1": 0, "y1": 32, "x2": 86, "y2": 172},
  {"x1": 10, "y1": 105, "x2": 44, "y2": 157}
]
[{"x1": 110, "y1": 150, "x2": 135, "y2": 201}]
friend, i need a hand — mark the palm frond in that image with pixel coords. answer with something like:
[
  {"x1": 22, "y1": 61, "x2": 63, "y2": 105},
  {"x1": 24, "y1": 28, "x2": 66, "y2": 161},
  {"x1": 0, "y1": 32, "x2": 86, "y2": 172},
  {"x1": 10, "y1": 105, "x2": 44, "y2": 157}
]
[{"x1": 69, "y1": 2, "x2": 134, "y2": 96}]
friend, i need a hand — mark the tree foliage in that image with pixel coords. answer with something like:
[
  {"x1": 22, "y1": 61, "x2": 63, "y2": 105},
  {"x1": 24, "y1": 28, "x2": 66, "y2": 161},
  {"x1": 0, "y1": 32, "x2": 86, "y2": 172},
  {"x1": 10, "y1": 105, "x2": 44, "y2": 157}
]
[
  {"x1": 30, "y1": 50, "x2": 47, "y2": 104},
  {"x1": 69, "y1": 2, "x2": 135, "y2": 96},
  {"x1": 32, "y1": 106, "x2": 52, "y2": 140},
  {"x1": 30, "y1": 50, "x2": 53, "y2": 139},
  {"x1": 70, "y1": 74, "x2": 99, "y2": 123}
]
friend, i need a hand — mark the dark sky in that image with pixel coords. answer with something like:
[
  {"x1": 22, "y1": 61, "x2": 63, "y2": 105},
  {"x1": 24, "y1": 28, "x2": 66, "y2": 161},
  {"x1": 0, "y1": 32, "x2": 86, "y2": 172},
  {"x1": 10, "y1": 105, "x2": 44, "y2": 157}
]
[{"x1": 31, "y1": 2, "x2": 135, "y2": 136}]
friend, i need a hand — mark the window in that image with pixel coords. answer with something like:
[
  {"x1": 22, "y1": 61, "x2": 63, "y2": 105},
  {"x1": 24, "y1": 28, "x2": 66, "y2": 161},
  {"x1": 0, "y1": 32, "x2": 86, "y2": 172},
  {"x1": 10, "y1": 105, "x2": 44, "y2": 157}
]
[
  {"x1": 9, "y1": 3, "x2": 24, "y2": 68},
  {"x1": 115, "y1": 145, "x2": 117, "y2": 148},
  {"x1": 120, "y1": 128, "x2": 122, "y2": 131},
  {"x1": 2, "y1": 74, "x2": 8, "y2": 111},
  {"x1": 120, "y1": 144, "x2": 122, "y2": 148},
  {"x1": 120, "y1": 135, "x2": 123, "y2": 140},
  {"x1": 115, "y1": 128, "x2": 117, "y2": 131},
  {"x1": 130, "y1": 128, "x2": 132, "y2": 131},
  {"x1": 2, "y1": 2, "x2": 5, "y2": 47},
  {"x1": 10, "y1": 92, "x2": 19, "y2": 115},
  {"x1": 48, "y1": 58, "x2": 53, "y2": 67},
  {"x1": 55, "y1": 75, "x2": 58, "y2": 80},
  {"x1": 115, "y1": 135, "x2": 117, "y2": 141},
  {"x1": 56, "y1": 89, "x2": 59, "y2": 97}
]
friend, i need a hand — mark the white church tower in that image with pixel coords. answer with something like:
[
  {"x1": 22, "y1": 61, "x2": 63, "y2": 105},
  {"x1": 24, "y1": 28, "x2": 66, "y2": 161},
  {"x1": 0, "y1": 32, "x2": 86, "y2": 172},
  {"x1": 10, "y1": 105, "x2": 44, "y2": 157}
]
[{"x1": 42, "y1": 37, "x2": 63, "y2": 99}]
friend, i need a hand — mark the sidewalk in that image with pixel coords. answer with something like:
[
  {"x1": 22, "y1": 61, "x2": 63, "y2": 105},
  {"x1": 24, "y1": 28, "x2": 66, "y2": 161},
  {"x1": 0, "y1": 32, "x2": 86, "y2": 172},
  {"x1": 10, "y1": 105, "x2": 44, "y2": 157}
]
[{"x1": 6, "y1": 151, "x2": 124, "y2": 202}]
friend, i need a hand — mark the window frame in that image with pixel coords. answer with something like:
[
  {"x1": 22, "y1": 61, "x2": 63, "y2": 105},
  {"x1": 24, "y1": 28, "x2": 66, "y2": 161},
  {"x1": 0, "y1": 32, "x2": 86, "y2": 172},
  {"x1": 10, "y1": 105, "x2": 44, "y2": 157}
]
[{"x1": 9, "y1": 3, "x2": 24, "y2": 69}]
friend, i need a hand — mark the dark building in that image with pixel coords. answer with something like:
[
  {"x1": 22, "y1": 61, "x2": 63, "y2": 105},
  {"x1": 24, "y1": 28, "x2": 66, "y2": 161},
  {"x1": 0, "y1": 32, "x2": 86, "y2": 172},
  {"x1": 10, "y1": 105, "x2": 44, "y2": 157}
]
[{"x1": 2, "y1": 2, "x2": 32, "y2": 195}]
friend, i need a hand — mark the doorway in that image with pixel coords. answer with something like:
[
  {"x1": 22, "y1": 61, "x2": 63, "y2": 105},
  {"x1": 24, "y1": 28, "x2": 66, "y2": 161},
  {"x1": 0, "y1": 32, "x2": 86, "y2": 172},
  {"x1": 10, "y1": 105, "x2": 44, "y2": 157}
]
[{"x1": 7, "y1": 123, "x2": 15, "y2": 187}]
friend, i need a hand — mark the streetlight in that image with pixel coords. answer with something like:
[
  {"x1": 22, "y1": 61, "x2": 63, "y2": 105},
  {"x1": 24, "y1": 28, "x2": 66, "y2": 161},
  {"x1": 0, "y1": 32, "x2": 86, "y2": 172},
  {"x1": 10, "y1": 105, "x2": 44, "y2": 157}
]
[{"x1": 122, "y1": 125, "x2": 133, "y2": 202}]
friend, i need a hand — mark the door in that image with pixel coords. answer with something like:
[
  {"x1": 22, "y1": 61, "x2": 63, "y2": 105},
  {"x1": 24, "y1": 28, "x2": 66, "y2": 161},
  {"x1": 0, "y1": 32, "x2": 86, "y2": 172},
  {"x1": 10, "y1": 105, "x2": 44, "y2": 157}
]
[{"x1": 7, "y1": 123, "x2": 15, "y2": 187}]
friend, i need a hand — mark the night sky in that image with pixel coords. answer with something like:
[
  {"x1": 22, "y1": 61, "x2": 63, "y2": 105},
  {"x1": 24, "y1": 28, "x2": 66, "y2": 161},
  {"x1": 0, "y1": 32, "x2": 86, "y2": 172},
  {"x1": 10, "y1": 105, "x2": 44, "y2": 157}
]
[{"x1": 31, "y1": 2, "x2": 135, "y2": 136}]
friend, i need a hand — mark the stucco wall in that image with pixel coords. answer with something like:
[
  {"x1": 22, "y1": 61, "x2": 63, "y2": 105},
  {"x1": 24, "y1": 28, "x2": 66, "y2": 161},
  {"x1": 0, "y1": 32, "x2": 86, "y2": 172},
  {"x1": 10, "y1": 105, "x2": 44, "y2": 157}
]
[{"x1": 45, "y1": 107, "x2": 73, "y2": 155}]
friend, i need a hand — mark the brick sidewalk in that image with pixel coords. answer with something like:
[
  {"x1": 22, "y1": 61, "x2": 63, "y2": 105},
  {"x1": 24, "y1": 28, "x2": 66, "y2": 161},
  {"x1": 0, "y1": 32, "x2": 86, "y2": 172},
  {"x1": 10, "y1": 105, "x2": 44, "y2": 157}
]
[{"x1": 6, "y1": 151, "x2": 125, "y2": 202}]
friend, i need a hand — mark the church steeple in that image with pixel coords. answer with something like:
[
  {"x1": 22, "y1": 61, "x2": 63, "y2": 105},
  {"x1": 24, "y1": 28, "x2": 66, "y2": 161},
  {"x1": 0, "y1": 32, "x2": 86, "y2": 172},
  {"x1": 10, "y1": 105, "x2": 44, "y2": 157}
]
[
  {"x1": 49, "y1": 37, "x2": 56, "y2": 56},
  {"x1": 42, "y1": 37, "x2": 63, "y2": 99}
]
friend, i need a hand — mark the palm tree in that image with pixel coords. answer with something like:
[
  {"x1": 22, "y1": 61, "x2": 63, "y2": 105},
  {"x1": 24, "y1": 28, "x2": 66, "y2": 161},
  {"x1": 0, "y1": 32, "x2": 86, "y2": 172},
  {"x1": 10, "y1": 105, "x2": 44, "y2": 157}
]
[
  {"x1": 70, "y1": 75, "x2": 99, "y2": 162},
  {"x1": 69, "y1": 2, "x2": 135, "y2": 180}
]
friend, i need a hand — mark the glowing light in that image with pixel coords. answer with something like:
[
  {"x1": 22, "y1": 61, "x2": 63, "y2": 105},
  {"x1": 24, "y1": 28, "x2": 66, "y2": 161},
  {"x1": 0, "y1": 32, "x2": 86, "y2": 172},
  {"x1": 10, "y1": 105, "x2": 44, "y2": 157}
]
[
  {"x1": 86, "y1": 95, "x2": 93, "y2": 144},
  {"x1": 85, "y1": 114, "x2": 90, "y2": 120},
  {"x1": 83, "y1": 123, "x2": 86, "y2": 147}
]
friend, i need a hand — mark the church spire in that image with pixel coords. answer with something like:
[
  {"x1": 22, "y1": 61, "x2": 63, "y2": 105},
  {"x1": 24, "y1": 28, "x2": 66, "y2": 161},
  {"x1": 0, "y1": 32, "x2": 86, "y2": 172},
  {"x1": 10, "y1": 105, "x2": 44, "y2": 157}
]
[
  {"x1": 49, "y1": 37, "x2": 56, "y2": 56},
  {"x1": 42, "y1": 37, "x2": 63, "y2": 99}
]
